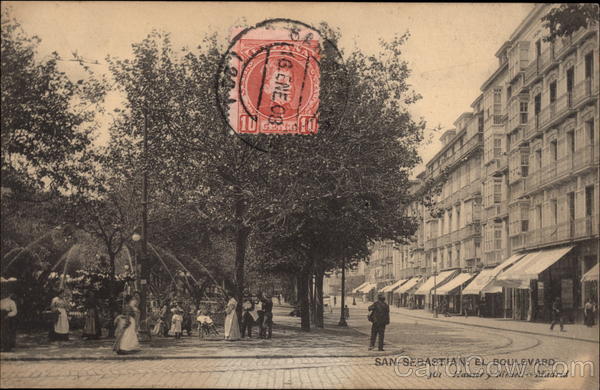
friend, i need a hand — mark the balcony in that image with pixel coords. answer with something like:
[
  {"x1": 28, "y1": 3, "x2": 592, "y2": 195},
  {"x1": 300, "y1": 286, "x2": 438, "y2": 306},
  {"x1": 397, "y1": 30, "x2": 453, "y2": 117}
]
[
  {"x1": 575, "y1": 214, "x2": 600, "y2": 239},
  {"x1": 526, "y1": 214, "x2": 599, "y2": 249},
  {"x1": 485, "y1": 203, "x2": 507, "y2": 221},
  {"x1": 525, "y1": 115, "x2": 541, "y2": 140},
  {"x1": 510, "y1": 232, "x2": 528, "y2": 252},
  {"x1": 539, "y1": 92, "x2": 574, "y2": 130},
  {"x1": 573, "y1": 144, "x2": 599, "y2": 172},
  {"x1": 574, "y1": 78, "x2": 599, "y2": 107},
  {"x1": 450, "y1": 230, "x2": 460, "y2": 243},
  {"x1": 525, "y1": 169, "x2": 540, "y2": 193},
  {"x1": 538, "y1": 45, "x2": 557, "y2": 72},
  {"x1": 492, "y1": 114, "x2": 507, "y2": 126},
  {"x1": 541, "y1": 160, "x2": 557, "y2": 185},
  {"x1": 524, "y1": 58, "x2": 541, "y2": 85},
  {"x1": 424, "y1": 237, "x2": 437, "y2": 251},
  {"x1": 487, "y1": 156, "x2": 508, "y2": 177},
  {"x1": 459, "y1": 223, "x2": 481, "y2": 241}
]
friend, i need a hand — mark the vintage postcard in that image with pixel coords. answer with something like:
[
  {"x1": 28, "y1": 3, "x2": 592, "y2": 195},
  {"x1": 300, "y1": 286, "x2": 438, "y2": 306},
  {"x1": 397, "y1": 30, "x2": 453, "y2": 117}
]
[{"x1": 1, "y1": 2, "x2": 598, "y2": 389}]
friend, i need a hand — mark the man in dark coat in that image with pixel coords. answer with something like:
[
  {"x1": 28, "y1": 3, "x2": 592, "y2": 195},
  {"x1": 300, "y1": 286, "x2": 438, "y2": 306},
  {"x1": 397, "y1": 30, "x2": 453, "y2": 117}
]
[
  {"x1": 259, "y1": 293, "x2": 273, "y2": 339},
  {"x1": 368, "y1": 293, "x2": 390, "y2": 351},
  {"x1": 550, "y1": 297, "x2": 565, "y2": 331},
  {"x1": 240, "y1": 293, "x2": 255, "y2": 338}
]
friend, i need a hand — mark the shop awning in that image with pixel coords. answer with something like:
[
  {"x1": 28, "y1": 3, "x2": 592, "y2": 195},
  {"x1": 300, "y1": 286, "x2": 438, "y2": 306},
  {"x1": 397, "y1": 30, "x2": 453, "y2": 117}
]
[
  {"x1": 582, "y1": 263, "x2": 599, "y2": 282},
  {"x1": 395, "y1": 277, "x2": 421, "y2": 294},
  {"x1": 380, "y1": 279, "x2": 407, "y2": 293},
  {"x1": 497, "y1": 246, "x2": 573, "y2": 288},
  {"x1": 414, "y1": 270, "x2": 457, "y2": 295},
  {"x1": 480, "y1": 253, "x2": 529, "y2": 292},
  {"x1": 436, "y1": 273, "x2": 475, "y2": 295},
  {"x1": 359, "y1": 283, "x2": 377, "y2": 294},
  {"x1": 462, "y1": 269, "x2": 497, "y2": 295},
  {"x1": 352, "y1": 282, "x2": 368, "y2": 294}
]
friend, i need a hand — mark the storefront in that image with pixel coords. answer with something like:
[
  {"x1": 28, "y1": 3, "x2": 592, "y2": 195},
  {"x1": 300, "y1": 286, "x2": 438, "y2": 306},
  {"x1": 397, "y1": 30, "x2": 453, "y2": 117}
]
[
  {"x1": 380, "y1": 279, "x2": 407, "y2": 306},
  {"x1": 435, "y1": 273, "x2": 475, "y2": 315},
  {"x1": 496, "y1": 246, "x2": 576, "y2": 322},
  {"x1": 414, "y1": 270, "x2": 459, "y2": 312},
  {"x1": 394, "y1": 277, "x2": 422, "y2": 308}
]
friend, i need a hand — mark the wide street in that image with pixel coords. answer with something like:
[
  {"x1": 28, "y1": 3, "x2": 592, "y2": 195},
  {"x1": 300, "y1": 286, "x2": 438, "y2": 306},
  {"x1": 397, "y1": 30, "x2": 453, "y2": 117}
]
[{"x1": 1, "y1": 304, "x2": 598, "y2": 389}]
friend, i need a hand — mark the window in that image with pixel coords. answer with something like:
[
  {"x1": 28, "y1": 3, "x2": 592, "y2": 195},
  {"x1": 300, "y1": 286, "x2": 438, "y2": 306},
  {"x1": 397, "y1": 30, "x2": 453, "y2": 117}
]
[
  {"x1": 520, "y1": 101, "x2": 528, "y2": 124},
  {"x1": 587, "y1": 120, "x2": 595, "y2": 146},
  {"x1": 494, "y1": 178, "x2": 502, "y2": 204},
  {"x1": 566, "y1": 67, "x2": 574, "y2": 93},
  {"x1": 536, "y1": 205, "x2": 542, "y2": 229},
  {"x1": 585, "y1": 52, "x2": 594, "y2": 79},
  {"x1": 568, "y1": 192, "x2": 575, "y2": 221},
  {"x1": 549, "y1": 81, "x2": 557, "y2": 103},
  {"x1": 551, "y1": 199, "x2": 558, "y2": 225},
  {"x1": 567, "y1": 130, "x2": 575, "y2": 155},
  {"x1": 493, "y1": 88, "x2": 502, "y2": 115},
  {"x1": 535, "y1": 39, "x2": 542, "y2": 57},
  {"x1": 585, "y1": 186, "x2": 595, "y2": 216},
  {"x1": 494, "y1": 137, "x2": 502, "y2": 157},
  {"x1": 550, "y1": 140, "x2": 558, "y2": 161},
  {"x1": 535, "y1": 149, "x2": 542, "y2": 170},
  {"x1": 534, "y1": 94, "x2": 541, "y2": 115}
]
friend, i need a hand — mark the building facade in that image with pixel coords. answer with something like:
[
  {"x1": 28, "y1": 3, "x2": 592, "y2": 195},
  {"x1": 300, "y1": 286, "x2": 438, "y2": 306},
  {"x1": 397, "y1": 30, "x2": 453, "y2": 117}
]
[{"x1": 364, "y1": 4, "x2": 598, "y2": 322}]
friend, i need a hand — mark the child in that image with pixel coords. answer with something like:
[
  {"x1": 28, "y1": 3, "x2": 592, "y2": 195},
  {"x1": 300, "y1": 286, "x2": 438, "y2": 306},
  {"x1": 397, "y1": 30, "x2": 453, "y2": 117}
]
[{"x1": 171, "y1": 309, "x2": 183, "y2": 339}]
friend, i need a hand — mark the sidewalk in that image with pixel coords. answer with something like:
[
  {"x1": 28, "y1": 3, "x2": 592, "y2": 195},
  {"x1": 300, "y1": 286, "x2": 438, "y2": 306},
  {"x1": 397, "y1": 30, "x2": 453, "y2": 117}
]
[
  {"x1": 0, "y1": 305, "x2": 397, "y2": 361},
  {"x1": 342, "y1": 300, "x2": 599, "y2": 343}
]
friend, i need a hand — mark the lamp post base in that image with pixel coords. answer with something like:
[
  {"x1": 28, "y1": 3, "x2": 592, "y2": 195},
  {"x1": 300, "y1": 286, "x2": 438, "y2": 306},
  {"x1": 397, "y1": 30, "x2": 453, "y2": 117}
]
[{"x1": 337, "y1": 319, "x2": 348, "y2": 327}]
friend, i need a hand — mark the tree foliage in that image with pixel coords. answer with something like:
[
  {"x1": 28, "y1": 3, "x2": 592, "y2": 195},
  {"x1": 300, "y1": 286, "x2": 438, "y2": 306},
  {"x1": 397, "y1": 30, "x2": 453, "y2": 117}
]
[{"x1": 542, "y1": 3, "x2": 599, "y2": 42}]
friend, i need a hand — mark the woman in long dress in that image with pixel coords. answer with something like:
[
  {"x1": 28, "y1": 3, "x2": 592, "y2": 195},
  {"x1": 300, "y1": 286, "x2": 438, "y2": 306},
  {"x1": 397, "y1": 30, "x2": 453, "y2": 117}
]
[
  {"x1": 113, "y1": 295, "x2": 140, "y2": 354},
  {"x1": 49, "y1": 290, "x2": 69, "y2": 341},
  {"x1": 1, "y1": 289, "x2": 18, "y2": 352},
  {"x1": 224, "y1": 297, "x2": 240, "y2": 341},
  {"x1": 82, "y1": 292, "x2": 101, "y2": 340}
]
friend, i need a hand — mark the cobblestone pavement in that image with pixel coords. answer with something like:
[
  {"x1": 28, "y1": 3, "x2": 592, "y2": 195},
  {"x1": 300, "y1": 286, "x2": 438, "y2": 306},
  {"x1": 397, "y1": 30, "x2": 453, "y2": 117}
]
[{"x1": 1, "y1": 305, "x2": 598, "y2": 389}]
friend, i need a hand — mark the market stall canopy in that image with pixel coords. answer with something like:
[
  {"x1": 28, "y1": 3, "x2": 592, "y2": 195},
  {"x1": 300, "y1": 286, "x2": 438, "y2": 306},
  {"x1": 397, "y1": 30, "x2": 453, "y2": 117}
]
[
  {"x1": 395, "y1": 277, "x2": 421, "y2": 294},
  {"x1": 352, "y1": 282, "x2": 369, "y2": 294},
  {"x1": 436, "y1": 273, "x2": 475, "y2": 295},
  {"x1": 581, "y1": 263, "x2": 599, "y2": 282},
  {"x1": 496, "y1": 246, "x2": 573, "y2": 289},
  {"x1": 359, "y1": 283, "x2": 377, "y2": 294},
  {"x1": 414, "y1": 270, "x2": 457, "y2": 295},
  {"x1": 380, "y1": 279, "x2": 407, "y2": 293}
]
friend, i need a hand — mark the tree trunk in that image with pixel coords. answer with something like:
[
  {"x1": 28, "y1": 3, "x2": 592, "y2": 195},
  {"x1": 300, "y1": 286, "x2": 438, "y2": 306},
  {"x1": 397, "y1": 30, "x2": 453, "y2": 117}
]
[
  {"x1": 298, "y1": 270, "x2": 311, "y2": 331},
  {"x1": 234, "y1": 219, "x2": 250, "y2": 326},
  {"x1": 309, "y1": 273, "x2": 315, "y2": 325},
  {"x1": 108, "y1": 251, "x2": 117, "y2": 337},
  {"x1": 315, "y1": 269, "x2": 324, "y2": 328}
]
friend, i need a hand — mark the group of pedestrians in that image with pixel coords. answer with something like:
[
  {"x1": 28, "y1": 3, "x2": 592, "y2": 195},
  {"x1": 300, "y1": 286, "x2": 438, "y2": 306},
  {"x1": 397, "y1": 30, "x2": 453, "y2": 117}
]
[{"x1": 224, "y1": 292, "x2": 273, "y2": 341}]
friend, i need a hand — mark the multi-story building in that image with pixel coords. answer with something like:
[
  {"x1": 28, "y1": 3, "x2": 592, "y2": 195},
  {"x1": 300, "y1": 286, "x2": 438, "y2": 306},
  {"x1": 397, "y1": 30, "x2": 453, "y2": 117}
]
[{"x1": 365, "y1": 4, "x2": 598, "y2": 323}]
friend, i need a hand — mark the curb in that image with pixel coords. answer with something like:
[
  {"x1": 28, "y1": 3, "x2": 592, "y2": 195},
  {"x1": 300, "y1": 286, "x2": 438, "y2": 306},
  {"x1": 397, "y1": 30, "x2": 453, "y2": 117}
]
[
  {"x1": 0, "y1": 350, "x2": 401, "y2": 362},
  {"x1": 381, "y1": 307, "x2": 599, "y2": 344}
]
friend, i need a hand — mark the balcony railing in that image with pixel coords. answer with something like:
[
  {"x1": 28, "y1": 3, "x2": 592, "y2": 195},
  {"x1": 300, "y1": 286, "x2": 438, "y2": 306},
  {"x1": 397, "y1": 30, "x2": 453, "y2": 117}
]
[
  {"x1": 541, "y1": 160, "x2": 557, "y2": 185},
  {"x1": 573, "y1": 144, "x2": 599, "y2": 172},
  {"x1": 525, "y1": 115, "x2": 541, "y2": 140},
  {"x1": 525, "y1": 214, "x2": 599, "y2": 248},
  {"x1": 510, "y1": 232, "x2": 528, "y2": 252},
  {"x1": 539, "y1": 92, "x2": 573, "y2": 130},
  {"x1": 459, "y1": 224, "x2": 481, "y2": 241},
  {"x1": 574, "y1": 78, "x2": 599, "y2": 106},
  {"x1": 450, "y1": 230, "x2": 460, "y2": 243},
  {"x1": 525, "y1": 170, "x2": 540, "y2": 193}
]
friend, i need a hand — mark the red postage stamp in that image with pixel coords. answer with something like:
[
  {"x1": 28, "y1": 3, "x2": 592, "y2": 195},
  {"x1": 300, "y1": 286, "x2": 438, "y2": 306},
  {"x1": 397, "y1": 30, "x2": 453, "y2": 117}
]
[{"x1": 224, "y1": 25, "x2": 321, "y2": 135}]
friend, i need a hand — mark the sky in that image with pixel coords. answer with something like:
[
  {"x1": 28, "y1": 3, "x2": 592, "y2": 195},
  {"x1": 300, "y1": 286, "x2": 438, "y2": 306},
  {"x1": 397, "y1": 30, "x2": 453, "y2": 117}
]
[{"x1": 4, "y1": 1, "x2": 534, "y2": 174}]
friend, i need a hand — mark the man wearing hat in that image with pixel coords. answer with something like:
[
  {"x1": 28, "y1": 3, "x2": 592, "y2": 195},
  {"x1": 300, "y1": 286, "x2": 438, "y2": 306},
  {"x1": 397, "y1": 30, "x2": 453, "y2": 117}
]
[{"x1": 368, "y1": 293, "x2": 390, "y2": 351}]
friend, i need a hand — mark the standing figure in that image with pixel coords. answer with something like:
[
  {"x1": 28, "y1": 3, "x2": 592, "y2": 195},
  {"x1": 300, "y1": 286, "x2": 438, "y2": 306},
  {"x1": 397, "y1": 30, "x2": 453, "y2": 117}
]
[
  {"x1": 0, "y1": 290, "x2": 18, "y2": 352},
  {"x1": 584, "y1": 298, "x2": 595, "y2": 327},
  {"x1": 259, "y1": 293, "x2": 273, "y2": 339},
  {"x1": 224, "y1": 297, "x2": 240, "y2": 341},
  {"x1": 241, "y1": 294, "x2": 255, "y2": 338},
  {"x1": 344, "y1": 304, "x2": 350, "y2": 320},
  {"x1": 159, "y1": 300, "x2": 171, "y2": 337},
  {"x1": 82, "y1": 292, "x2": 102, "y2": 340},
  {"x1": 550, "y1": 297, "x2": 565, "y2": 332},
  {"x1": 368, "y1": 293, "x2": 390, "y2": 351},
  {"x1": 171, "y1": 309, "x2": 183, "y2": 339},
  {"x1": 113, "y1": 295, "x2": 141, "y2": 354},
  {"x1": 49, "y1": 289, "x2": 70, "y2": 341}
]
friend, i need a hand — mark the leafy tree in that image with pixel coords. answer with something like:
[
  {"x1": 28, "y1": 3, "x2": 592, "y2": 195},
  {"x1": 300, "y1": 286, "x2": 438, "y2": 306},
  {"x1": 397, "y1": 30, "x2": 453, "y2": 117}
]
[
  {"x1": 542, "y1": 4, "x2": 599, "y2": 42},
  {"x1": 1, "y1": 8, "x2": 106, "y2": 194}
]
